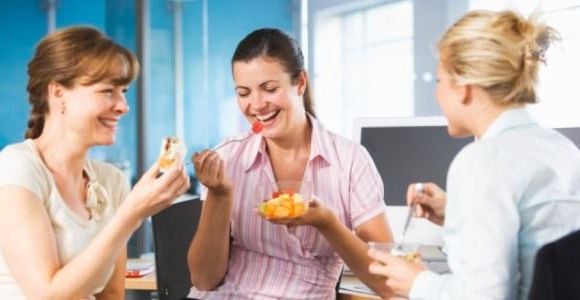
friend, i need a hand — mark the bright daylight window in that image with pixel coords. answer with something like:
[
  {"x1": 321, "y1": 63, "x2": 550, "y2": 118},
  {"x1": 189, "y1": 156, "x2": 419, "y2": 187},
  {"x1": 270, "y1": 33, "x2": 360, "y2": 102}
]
[
  {"x1": 312, "y1": 0, "x2": 580, "y2": 138},
  {"x1": 313, "y1": 0, "x2": 414, "y2": 137},
  {"x1": 469, "y1": 0, "x2": 580, "y2": 127}
]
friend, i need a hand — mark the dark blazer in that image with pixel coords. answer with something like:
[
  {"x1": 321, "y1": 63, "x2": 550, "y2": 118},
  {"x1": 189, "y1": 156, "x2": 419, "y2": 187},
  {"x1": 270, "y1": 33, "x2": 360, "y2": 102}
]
[{"x1": 528, "y1": 229, "x2": 580, "y2": 300}]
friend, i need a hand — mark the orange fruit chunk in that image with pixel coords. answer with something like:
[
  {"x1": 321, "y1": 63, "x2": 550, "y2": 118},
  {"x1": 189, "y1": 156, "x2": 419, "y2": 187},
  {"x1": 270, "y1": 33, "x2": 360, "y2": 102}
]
[{"x1": 258, "y1": 192, "x2": 307, "y2": 219}]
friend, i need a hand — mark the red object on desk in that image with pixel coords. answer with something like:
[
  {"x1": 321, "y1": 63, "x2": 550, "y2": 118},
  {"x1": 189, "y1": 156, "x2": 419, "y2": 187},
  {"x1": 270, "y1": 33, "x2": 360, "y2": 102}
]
[
  {"x1": 126, "y1": 260, "x2": 154, "y2": 278},
  {"x1": 126, "y1": 270, "x2": 147, "y2": 278}
]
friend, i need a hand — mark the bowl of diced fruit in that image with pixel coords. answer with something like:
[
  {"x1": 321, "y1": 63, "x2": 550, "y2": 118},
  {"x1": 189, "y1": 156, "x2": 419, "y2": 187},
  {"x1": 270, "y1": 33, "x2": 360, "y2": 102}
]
[
  {"x1": 368, "y1": 242, "x2": 420, "y2": 262},
  {"x1": 257, "y1": 181, "x2": 312, "y2": 219}
]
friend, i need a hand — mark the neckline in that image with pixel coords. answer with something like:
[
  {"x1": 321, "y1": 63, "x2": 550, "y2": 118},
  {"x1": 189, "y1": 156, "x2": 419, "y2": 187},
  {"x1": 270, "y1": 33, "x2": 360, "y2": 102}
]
[
  {"x1": 480, "y1": 108, "x2": 537, "y2": 141},
  {"x1": 25, "y1": 139, "x2": 95, "y2": 225}
]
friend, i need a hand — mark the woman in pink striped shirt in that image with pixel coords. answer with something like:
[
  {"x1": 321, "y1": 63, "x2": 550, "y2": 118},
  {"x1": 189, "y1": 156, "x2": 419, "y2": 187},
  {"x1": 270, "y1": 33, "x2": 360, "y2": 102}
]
[{"x1": 187, "y1": 28, "x2": 394, "y2": 299}]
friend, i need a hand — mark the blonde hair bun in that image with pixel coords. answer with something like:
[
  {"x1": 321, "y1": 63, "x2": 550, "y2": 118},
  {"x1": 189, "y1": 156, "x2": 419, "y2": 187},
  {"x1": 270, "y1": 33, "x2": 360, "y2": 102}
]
[{"x1": 438, "y1": 10, "x2": 559, "y2": 105}]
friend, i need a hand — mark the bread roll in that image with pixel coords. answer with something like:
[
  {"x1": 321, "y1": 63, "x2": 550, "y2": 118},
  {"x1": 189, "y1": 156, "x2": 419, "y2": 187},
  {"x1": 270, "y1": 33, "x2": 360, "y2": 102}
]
[{"x1": 158, "y1": 137, "x2": 186, "y2": 172}]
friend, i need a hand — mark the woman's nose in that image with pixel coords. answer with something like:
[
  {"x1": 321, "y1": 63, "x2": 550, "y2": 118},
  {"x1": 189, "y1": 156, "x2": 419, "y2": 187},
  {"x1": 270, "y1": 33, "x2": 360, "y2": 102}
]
[
  {"x1": 250, "y1": 93, "x2": 267, "y2": 109},
  {"x1": 115, "y1": 95, "x2": 130, "y2": 115}
]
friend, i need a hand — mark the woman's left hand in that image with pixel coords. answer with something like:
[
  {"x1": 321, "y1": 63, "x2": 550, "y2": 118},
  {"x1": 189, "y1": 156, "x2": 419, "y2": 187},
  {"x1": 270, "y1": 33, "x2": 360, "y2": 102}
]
[
  {"x1": 367, "y1": 247, "x2": 426, "y2": 297},
  {"x1": 262, "y1": 196, "x2": 335, "y2": 229}
]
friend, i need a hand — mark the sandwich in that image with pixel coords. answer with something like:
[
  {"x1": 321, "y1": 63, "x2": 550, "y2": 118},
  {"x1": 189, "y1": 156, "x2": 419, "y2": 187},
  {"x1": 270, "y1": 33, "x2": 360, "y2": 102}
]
[{"x1": 158, "y1": 136, "x2": 186, "y2": 173}]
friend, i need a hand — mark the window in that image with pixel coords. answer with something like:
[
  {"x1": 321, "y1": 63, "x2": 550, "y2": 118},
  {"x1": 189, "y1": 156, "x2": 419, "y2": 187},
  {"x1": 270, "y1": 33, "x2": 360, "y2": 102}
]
[
  {"x1": 469, "y1": 0, "x2": 580, "y2": 127},
  {"x1": 313, "y1": 0, "x2": 414, "y2": 137},
  {"x1": 531, "y1": 3, "x2": 580, "y2": 127},
  {"x1": 311, "y1": 0, "x2": 580, "y2": 138}
]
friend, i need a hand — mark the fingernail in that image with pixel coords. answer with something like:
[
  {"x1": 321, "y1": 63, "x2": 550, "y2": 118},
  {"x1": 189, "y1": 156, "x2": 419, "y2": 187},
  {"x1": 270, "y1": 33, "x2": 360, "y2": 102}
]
[{"x1": 415, "y1": 182, "x2": 424, "y2": 194}]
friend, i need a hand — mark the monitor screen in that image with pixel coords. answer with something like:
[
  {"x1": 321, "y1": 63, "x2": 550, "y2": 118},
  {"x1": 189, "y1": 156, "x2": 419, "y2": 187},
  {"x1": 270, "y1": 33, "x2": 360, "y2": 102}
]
[
  {"x1": 353, "y1": 117, "x2": 472, "y2": 206},
  {"x1": 555, "y1": 127, "x2": 580, "y2": 149}
]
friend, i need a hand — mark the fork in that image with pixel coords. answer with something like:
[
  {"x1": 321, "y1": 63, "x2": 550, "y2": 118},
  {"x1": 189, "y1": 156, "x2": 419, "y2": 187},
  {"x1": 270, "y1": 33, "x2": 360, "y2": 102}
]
[
  {"x1": 399, "y1": 182, "x2": 423, "y2": 244},
  {"x1": 211, "y1": 135, "x2": 253, "y2": 152},
  {"x1": 185, "y1": 135, "x2": 253, "y2": 166}
]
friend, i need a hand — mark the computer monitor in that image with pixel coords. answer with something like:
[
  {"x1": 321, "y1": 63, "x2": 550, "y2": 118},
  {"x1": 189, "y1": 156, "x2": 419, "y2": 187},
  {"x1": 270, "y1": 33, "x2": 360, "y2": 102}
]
[
  {"x1": 555, "y1": 127, "x2": 580, "y2": 149},
  {"x1": 353, "y1": 117, "x2": 580, "y2": 246},
  {"x1": 353, "y1": 117, "x2": 472, "y2": 206}
]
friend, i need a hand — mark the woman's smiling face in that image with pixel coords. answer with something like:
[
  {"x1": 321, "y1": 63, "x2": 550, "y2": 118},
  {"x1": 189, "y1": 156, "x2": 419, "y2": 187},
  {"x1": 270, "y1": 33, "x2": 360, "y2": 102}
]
[
  {"x1": 233, "y1": 56, "x2": 306, "y2": 139},
  {"x1": 56, "y1": 59, "x2": 131, "y2": 147},
  {"x1": 60, "y1": 80, "x2": 129, "y2": 146}
]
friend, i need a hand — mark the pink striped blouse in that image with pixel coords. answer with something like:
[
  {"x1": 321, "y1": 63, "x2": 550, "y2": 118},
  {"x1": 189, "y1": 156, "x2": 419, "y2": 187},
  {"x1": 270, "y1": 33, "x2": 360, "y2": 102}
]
[{"x1": 188, "y1": 116, "x2": 386, "y2": 299}]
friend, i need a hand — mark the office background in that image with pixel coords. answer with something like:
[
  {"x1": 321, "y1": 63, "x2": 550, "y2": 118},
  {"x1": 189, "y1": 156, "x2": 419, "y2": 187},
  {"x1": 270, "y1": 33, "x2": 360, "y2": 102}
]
[{"x1": 1, "y1": 0, "x2": 579, "y2": 256}]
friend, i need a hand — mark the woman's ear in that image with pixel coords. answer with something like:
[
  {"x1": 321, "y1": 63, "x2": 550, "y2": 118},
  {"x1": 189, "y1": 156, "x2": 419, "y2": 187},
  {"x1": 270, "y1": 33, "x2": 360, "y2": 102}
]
[
  {"x1": 48, "y1": 82, "x2": 66, "y2": 115},
  {"x1": 297, "y1": 70, "x2": 308, "y2": 96},
  {"x1": 458, "y1": 84, "x2": 473, "y2": 106},
  {"x1": 48, "y1": 82, "x2": 63, "y2": 99}
]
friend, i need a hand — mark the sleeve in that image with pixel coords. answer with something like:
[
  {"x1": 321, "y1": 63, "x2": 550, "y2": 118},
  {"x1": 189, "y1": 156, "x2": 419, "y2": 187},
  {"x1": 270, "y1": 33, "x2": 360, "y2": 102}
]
[
  {"x1": 349, "y1": 145, "x2": 387, "y2": 229},
  {"x1": 409, "y1": 145, "x2": 520, "y2": 300},
  {"x1": 0, "y1": 145, "x2": 49, "y2": 201}
]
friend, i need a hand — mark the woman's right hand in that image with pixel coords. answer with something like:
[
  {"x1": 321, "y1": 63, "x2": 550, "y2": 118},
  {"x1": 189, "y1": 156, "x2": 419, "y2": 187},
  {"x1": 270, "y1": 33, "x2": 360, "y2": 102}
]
[
  {"x1": 192, "y1": 150, "x2": 233, "y2": 197},
  {"x1": 406, "y1": 182, "x2": 446, "y2": 226},
  {"x1": 123, "y1": 156, "x2": 190, "y2": 221}
]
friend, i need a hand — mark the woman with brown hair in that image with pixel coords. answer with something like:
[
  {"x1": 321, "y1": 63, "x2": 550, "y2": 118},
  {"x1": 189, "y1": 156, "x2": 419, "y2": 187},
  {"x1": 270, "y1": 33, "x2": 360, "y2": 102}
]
[
  {"x1": 0, "y1": 26, "x2": 189, "y2": 299},
  {"x1": 187, "y1": 28, "x2": 394, "y2": 299}
]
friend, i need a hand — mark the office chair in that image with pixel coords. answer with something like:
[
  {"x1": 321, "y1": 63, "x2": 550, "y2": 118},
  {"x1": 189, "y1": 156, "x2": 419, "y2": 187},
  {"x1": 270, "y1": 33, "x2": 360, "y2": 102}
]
[
  {"x1": 528, "y1": 229, "x2": 580, "y2": 300},
  {"x1": 152, "y1": 196, "x2": 202, "y2": 300}
]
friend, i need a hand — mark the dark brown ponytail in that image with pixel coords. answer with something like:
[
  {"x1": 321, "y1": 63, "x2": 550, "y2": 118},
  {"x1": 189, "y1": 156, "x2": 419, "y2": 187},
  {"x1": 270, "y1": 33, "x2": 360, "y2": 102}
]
[{"x1": 25, "y1": 104, "x2": 47, "y2": 139}]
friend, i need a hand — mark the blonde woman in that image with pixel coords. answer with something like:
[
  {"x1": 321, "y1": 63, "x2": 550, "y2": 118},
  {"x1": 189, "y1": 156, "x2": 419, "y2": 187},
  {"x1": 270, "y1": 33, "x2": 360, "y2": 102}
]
[
  {"x1": 0, "y1": 27, "x2": 189, "y2": 299},
  {"x1": 368, "y1": 10, "x2": 580, "y2": 300}
]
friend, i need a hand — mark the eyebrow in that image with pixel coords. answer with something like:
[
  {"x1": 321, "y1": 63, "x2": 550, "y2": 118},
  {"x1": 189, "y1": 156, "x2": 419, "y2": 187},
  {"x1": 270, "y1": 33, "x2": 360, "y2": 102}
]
[
  {"x1": 260, "y1": 80, "x2": 278, "y2": 86},
  {"x1": 235, "y1": 80, "x2": 279, "y2": 90}
]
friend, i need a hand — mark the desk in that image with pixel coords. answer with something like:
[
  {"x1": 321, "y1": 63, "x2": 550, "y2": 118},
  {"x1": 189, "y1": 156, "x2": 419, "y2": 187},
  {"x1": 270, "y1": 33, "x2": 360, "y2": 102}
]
[
  {"x1": 338, "y1": 294, "x2": 379, "y2": 300},
  {"x1": 125, "y1": 258, "x2": 156, "y2": 291},
  {"x1": 337, "y1": 274, "x2": 380, "y2": 300},
  {"x1": 124, "y1": 268, "x2": 377, "y2": 300},
  {"x1": 125, "y1": 272, "x2": 156, "y2": 290}
]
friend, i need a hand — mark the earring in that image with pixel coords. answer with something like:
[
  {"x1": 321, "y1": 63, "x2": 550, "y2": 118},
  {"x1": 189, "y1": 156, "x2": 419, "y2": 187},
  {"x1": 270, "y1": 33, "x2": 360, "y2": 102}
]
[{"x1": 61, "y1": 102, "x2": 65, "y2": 115}]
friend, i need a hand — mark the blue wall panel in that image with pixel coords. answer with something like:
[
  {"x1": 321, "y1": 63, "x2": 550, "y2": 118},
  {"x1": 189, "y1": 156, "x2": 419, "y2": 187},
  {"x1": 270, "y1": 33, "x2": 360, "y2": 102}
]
[
  {"x1": 57, "y1": 0, "x2": 105, "y2": 30},
  {"x1": 145, "y1": 0, "x2": 176, "y2": 169},
  {"x1": 0, "y1": 0, "x2": 46, "y2": 147},
  {"x1": 92, "y1": 0, "x2": 139, "y2": 180}
]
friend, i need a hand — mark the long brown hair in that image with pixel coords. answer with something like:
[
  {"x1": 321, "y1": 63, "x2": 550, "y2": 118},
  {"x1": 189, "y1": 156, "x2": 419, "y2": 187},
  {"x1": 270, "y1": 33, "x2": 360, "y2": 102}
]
[
  {"x1": 25, "y1": 26, "x2": 140, "y2": 139},
  {"x1": 232, "y1": 28, "x2": 315, "y2": 118}
]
